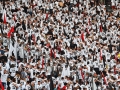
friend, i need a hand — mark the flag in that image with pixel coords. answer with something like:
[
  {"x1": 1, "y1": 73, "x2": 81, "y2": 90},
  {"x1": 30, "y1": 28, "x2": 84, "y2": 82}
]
[
  {"x1": 50, "y1": 48, "x2": 55, "y2": 58},
  {"x1": 62, "y1": 85, "x2": 67, "y2": 90},
  {"x1": 81, "y1": 32, "x2": 85, "y2": 42},
  {"x1": 80, "y1": 68, "x2": 84, "y2": 80},
  {"x1": 10, "y1": 26, "x2": 14, "y2": 33},
  {"x1": 100, "y1": 25, "x2": 103, "y2": 32},
  {"x1": 42, "y1": 57, "x2": 44, "y2": 69},
  {"x1": 103, "y1": 76, "x2": 108, "y2": 85},
  {"x1": 102, "y1": 72, "x2": 107, "y2": 85},
  {"x1": 7, "y1": 27, "x2": 14, "y2": 38},
  {"x1": 2, "y1": 9, "x2": 7, "y2": 24},
  {"x1": 0, "y1": 80, "x2": 4, "y2": 90},
  {"x1": 100, "y1": 49, "x2": 102, "y2": 60},
  {"x1": 7, "y1": 31, "x2": 11, "y2": 38},
  {"x1": 46, "y1": 13, "x2": 48, "y2": 20}
]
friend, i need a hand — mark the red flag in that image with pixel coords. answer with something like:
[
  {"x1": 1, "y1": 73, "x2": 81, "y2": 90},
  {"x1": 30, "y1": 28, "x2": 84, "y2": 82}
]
[
  {"x1": 50, "y1": 48, "x2": 56, "y2": 58},
  {"x1": 81, "y1": 32, "x2": 85, "y2": 42},
  {"x1": 42, "y1": 57, "x2": 44, "y2": 69},
  {"x1": 62, "y1": 85, "x2": 67, "y2": 90},
  {"x1": 50, "y1": 48, "x2": 53, "y2": 57},
  {"x1": 0, "y1": 80, "x2": 4, "y2": 90},
  {"x1": 103, "y1": 76, "x2": 108, "y2": 85},
  {"x1": 46, "y1": 13, "x2": 48, "y2": 20},
  {"x1": 100, "y1": 25, "x2": 103, "y2": 32},
  {"x1": 80, "y1": 68, "x2": 84, "y2": 80},
  {"x1": 3, "y1": 14, "x2": 6, "y2": 24},
  {"x1": 3, "y1": 9, "x2": 7, "y2": 24},
  {"x1": 7, "y1": 27, "x2": 14, "y2": 38},
  {"x1": 7, "y1": 31, "x2": 11, "y2": 38},
  {"x1": 10, "y1": 26, "x2": 14, "y2": 33},
  {"x1": 100, "y1": 49, "x2": 102, "y2": 60}
]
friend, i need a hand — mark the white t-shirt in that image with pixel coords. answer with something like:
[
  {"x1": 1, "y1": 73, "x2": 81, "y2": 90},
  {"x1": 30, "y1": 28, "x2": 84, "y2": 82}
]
[
  {"x1": 25, "y1": 84, "x2": 31, "y2": 90},
  {"x1": 3, "y1": 37, "x2": 8, "y2": 46},
  {"x1": 5, "y1": 63, "x2": 10, "y2": 71},
  {"x1": 11, "y1": 4, "x2": 15, "y2": 9},
  {"x1": 46, "y1": 66, "x2": 52, "y2": 75},
  {"x1": 20, "y1": 80, "x2": 26, "y2": 89},
  {"x1": 1, "y1": 71, "x2": 8, "y2": 83},
  {"x1": 10, "y1": 67, "x2": 17, "y2": 77},
  {"x1": 93, "y1": 61, "x2": 99, "y2": 68},
  {"x1": 45, "y1": 82, "x2": 50, "y2": 90},
  {"x1": 37, "y1": 84, "x2": 42, "y2": 90},
  {"x1": 10, "y1": 82, "x2": 17, "y2": 90},
  {"x1": 30, "y1": 69, "x2": 33, "y2": 78}
]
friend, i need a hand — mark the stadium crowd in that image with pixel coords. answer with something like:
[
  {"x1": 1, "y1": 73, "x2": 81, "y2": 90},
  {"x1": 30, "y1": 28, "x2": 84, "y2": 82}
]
[{"x1": 0, "y1": 0, "x2": 120, "y2": 90}]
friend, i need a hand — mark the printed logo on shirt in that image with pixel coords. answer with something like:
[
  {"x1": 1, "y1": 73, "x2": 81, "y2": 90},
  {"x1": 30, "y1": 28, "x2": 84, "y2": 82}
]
[
  {"x1": 12, "y1": 86, "x2": 16, "y2": 89},
  {"x1": 21, "y1": 82, "x2": 24, "y2": 85}
]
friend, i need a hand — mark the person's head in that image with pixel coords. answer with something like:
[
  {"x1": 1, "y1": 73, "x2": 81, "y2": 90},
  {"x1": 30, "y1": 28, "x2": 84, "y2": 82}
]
[
  {"x1": 27, "y1": 81, "x2": 30, "y2": 84},
  {"x1": 4, "y1": 69, "x2": 7, "y2": 74},
  {"x1": 12, "y1": 78, "x2": 16, "y2": 82},
  {"x1": 64, "y1": 82, "x2": 67, "y2": 86},
  {"x1": 31, "y1": 81, "x2": 35, "y2": 87},
  {"x1": 38, "y1": 81, "x2": 40, "y2": 85},
  {"x1": 61, "y1": 77, "x2": 64, "y2": 80}
]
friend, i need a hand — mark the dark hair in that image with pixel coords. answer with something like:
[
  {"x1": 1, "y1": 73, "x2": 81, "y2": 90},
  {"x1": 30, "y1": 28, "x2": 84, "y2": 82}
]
[{"x1": 12, "y1": 78, "x2": 16, "y2": 82}]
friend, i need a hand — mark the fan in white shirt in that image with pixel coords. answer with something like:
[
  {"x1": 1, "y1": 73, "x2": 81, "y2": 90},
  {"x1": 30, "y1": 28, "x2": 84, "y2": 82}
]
[
  {"x1": 10, "y1": 78, "x2": 21, "y2": 90},
  {"x1": 25, "y1": 81, "x2": 31, "y2": 90},
  {"x1": 1, "y1": 69, "x2": 8, "y2": 89},
  {"x1": 20, "y1": 79, "x2": 26, "y2": 90},
  {"x1": 36, "y1": 81, "x2": 42, "y2": 90},
  {"x1": 10, "y1": 65, "x2": 17, "y2": 77}
]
